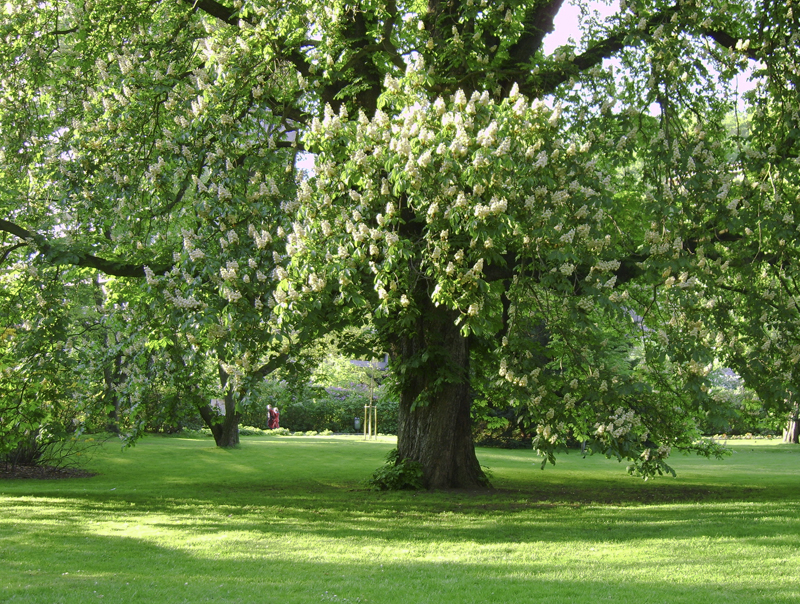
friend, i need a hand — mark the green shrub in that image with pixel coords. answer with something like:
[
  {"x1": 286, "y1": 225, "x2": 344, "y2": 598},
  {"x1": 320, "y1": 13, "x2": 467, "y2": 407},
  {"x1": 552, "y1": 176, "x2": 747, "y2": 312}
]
[
  {"x1": 238, "y1": 426, "x2": 269, "y2": 436},
  {"x1": 700, "y1": 369, "x2": 786, "y2": 436},
  {"x1": 238, "y1": 380, "x2": 398, "y2": 434},
  {"x1": 282, "y1": 388, "x2": 368, "y2": 433},
  {"x1": 183, "y1": 427, "x2": 213, "y2": 437},
  {"x1": 367, "y1": 448, "x2": 425, "y2": 491},
  {"x1": 373, "y1": 398, "x2": 398, "y2": 435}
]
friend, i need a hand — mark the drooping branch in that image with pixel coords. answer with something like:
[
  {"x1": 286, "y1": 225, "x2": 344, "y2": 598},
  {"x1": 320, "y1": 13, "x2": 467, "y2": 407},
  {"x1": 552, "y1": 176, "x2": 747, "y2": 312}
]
[{"x1": 0, "y1": 218, "x2": 172, "y2": 278}]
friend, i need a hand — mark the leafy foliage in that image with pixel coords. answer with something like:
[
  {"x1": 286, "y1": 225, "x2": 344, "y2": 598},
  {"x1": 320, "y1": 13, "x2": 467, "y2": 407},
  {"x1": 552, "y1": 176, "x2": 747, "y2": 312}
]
[
  {"x1": 1, "y1": 0, "x2": 799, "y2": 482},
  {"x1": 238, "y1": 379, "x2": 399, "y2": 434},
  {"x1": 367, "y1": 448, "x2": 425, "y2": 491}
]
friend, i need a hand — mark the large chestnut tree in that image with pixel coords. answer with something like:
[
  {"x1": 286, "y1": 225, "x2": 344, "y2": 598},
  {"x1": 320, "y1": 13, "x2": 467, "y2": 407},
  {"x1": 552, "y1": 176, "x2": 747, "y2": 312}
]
[{"x1": 1, "y1": 0, "x2": 798, "y2": 485}]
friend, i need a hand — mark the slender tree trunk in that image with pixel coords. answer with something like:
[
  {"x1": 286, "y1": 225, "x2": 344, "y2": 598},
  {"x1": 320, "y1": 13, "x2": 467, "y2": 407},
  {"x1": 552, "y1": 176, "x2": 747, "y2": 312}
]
[
  {"x1": 784, "y1": 402, "x2": 799, "y2": 444},
  {"x1": 176, "y1": 345, "x2": 241, "y2": 447},
  {"x1": 194, "y1": 365, "x2": 240, "y2": 447},
  {"x1": 93, "y1": 275, "x2": 122, "y2": 433},
  {"x1": 214, "y1": 364, "x2": 240, "y2": 447},
  {"x1": 217, "y1": 391, "x2": 240, "y2": 447},
  {"x1": 394, "y1": 304, "x2": 488, "y2": 489},
  {"x1": 103, "y1": 349, "x2": 122, "y2": 433}
]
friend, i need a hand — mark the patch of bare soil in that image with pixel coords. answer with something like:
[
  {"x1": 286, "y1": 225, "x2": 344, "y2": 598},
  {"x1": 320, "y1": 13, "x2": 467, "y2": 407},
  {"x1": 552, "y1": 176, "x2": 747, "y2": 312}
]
[{"x1": 0, "y1": 465, "x2": 96, "y2": 480}]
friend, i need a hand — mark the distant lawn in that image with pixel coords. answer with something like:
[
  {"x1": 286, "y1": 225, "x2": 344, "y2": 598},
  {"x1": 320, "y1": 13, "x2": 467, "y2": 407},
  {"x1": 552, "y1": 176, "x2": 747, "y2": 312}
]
[{"x1": 1, "y1": 435, "x2": 798, "y2": 603}]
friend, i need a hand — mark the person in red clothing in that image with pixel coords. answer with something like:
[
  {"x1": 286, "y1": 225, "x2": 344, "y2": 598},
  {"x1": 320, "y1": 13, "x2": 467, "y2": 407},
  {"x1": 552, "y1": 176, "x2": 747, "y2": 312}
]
[{"x1": 267, "y1": 405, "x2": 280, "y2": 429}]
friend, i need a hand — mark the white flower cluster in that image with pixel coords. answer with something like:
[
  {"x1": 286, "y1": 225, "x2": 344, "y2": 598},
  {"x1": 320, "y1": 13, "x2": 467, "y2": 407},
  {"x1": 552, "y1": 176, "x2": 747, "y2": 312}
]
[
  {"x1": 220, "y1": 260, "x2": 239, "y2": 281},
  {"x1": 307, "y1": 273, "x2": 326, "y2": 292},
  {"x1": 143, "y1": 266, "x2": 158, "y2": 285},
  {"x1": 248, "y1": 224, "x2": 273, "y2": 249},
  {"x1": 164, "y1": 290, "x2": 204, "y2": 309},
  {"x1": 595, "y1": 407, "x2": 644, "y2": 440},
  {"x1": 473, "y1": 196, "x2": 507, "y2": 219},
  {"x1": 295, "y1": 73, "x2": 642, "y2": 336},
  {"x1": 536, "y1": 423, "x2": 559, "y2": 444},
  {"x1": 221, "y1": 287, "x2": 241, "y2": 303},
  {"x1": 595, "y1": 259, "x2": 620, "y2": 272}
]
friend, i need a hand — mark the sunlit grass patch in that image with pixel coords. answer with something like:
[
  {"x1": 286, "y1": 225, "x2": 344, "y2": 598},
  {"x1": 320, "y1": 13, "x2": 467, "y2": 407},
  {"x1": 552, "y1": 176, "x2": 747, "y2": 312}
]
[{"x1": 1, "y1": 436, "x2": 798, "y2": 603}]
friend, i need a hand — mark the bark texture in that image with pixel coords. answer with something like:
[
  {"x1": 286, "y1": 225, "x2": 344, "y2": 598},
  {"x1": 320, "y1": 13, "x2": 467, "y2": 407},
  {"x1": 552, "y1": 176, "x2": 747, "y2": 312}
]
[
  {"x1": 198, "y1": 396, "x2": 241, "y2": 447},
  {"x1": 395, "y1": 304, "x2": 488, "y2": 489},
  {"x1": 784, "y1": 403, "x2": 799, "y2": 444},
  {"x1": 197, "y1": 365, "x2": 241, "y2": 447},
  {"x1": 215, "y1": 395, "x2": 241, "y2": 447}
]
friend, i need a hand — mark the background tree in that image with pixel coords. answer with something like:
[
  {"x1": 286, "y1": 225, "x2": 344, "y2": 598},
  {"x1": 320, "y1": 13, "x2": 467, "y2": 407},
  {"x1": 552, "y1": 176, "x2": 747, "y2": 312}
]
[{"x1": 1, "y1": 0, "x2": 318, "y2": 447}]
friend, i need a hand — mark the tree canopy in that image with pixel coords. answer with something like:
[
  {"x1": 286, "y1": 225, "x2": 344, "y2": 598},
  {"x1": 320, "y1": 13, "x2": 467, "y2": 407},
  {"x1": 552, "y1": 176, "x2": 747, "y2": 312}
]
[{"x1": 1, "y1": 0, "x2": 798, "y2": 486}]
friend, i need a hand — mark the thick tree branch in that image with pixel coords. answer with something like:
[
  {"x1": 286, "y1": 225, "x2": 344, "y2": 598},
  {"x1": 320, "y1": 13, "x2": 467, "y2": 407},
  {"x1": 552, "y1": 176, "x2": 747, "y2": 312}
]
[
  {"x1": 183, "y1": 0, "x2": 240, "y2": 26},
  {"x1": 483, "y1": 253, "x2": 517, "y2": 282},
  {"x1": 251, "y1": 353, "x2": 288, "y2": 381},
  {"x1": 483, "y1": 249, "x2": 647, "y2": 288},
  {"x1": 510, "y1": 2, "x2": 757, "y2": 98},
  {"x1": 506, "y1": 0, "x2": 565, "y2": 66},
  {"x1": 700, "y1": 27, "x2": 760, "y2": 60},
  {"x1": 1, "y1": 242, "x2": 27, "y2": 265},
  {"x1": 0, "y1": 218, "x2": 34, "y2": 241},
  {"x1": 0, "y1": 218, "x2": 172, "y2": 278},
  {"x1": 50, "y1": 27, "x2": 79, "y2": 36},
  {"x1": 512, "y1": 4, "x2": 681, "y2": 97},
  {"x1": 381, "y1": 0, "x2": 407, "y2": 71},
  {"x1": 181, "y1": 0, "x2": 327, "y2": 109},
  {"x1": 317, "y1": 9, "x2": 385, "y2": 115}
]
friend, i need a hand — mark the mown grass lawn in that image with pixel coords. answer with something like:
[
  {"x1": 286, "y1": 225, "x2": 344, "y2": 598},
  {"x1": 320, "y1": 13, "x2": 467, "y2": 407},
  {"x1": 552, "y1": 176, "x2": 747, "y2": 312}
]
[{"x1": 1, "y1": 435, "x2": 798, "y2": 603}]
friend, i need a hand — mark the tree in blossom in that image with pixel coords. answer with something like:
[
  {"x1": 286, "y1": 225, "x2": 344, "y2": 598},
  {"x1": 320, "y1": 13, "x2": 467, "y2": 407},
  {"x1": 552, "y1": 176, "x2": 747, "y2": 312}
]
[{"x1": 1, "y1": 0, "x2": 798, "y2": 485}]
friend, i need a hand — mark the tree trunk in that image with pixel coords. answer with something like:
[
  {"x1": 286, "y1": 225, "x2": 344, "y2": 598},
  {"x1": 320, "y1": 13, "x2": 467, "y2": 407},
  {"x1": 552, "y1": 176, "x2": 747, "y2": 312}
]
[
  {"x1": 218, "y1": 388, "x2": 241, "y2": 447},
  {"x1": 93, "y1": 275, "x2": 122, "y2": 433},
  {"x1": 784, "y1": 403, "x2": 799, "y2": 444},
  {"x1": 394, "y1": 304, "x2": 489, "y2": 489},
  {"x1": 196, "y1": 365, "x2": 240, "y2": 447},
  {"x1": 103, "y1": 350, "x2": 122, "y2": 433}
]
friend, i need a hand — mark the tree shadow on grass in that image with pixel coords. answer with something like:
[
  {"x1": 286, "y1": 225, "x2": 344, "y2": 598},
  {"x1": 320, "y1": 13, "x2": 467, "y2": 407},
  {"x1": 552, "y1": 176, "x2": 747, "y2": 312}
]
[
  {"x1": 5, "y1": 483, "x2": 799, "y2": 551},
  {"x1": 3, "y1": 526, "x2": 799, "y2": 604}
]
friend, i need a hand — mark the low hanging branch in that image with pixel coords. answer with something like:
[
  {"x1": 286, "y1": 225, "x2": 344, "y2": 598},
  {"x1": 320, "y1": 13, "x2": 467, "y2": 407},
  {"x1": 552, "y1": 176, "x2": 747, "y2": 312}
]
[{"x1": 0, "y1": 218, "x2": 172, "y2": 278}]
